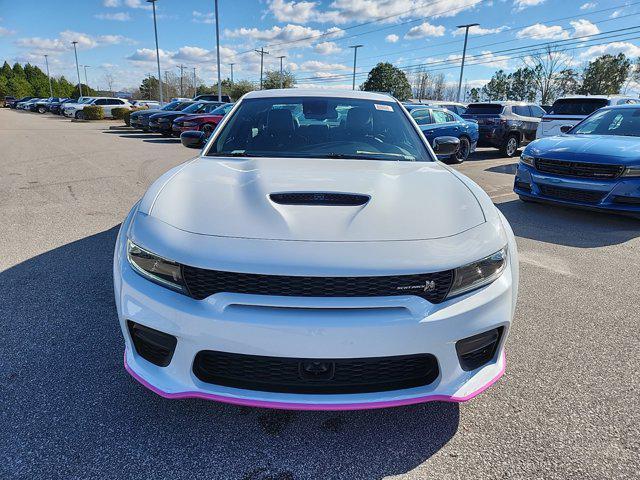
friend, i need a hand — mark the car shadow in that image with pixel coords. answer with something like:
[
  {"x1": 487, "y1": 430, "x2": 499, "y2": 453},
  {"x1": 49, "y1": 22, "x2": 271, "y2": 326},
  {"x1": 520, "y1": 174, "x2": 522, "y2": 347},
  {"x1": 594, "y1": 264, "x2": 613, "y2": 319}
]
[
  {"x1": 497, "y1": 199, "x2": 640, "y2": 247},
  {"x1": 485, "y1": 163, "x2": 518, "y2": 175},
  {"x1": 1, "y1": 227, "x2": 460, "y2": 479},
  {"x1": 143, "y1": 138, "x2": 180, "y2": 144}
]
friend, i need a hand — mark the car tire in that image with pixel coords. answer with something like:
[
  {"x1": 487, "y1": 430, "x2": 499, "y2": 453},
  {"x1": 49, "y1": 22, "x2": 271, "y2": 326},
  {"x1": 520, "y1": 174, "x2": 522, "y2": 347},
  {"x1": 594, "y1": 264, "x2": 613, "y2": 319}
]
[
  {"x1": 38, "y1": 106, "x2": 46, "y2": 114},
  {"x1": 447, "y1": 136, "x2": 470, "y2": 164},
  {"x1": 501, "y1": 134, "x2": 519, "y2": 158},
  {"x1": 75, "y1": 111, "x2": 84, "y2": 120}
]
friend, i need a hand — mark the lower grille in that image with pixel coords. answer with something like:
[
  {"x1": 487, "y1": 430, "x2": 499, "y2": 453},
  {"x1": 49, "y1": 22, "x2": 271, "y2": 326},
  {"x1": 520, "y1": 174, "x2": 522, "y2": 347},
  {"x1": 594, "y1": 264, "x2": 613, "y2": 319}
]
[
  {"x1": 535, "y1": 158, "x2": 624, "y2": 179},
  {"x1": 127, "y1": 321, "x2": 177, "y2": 367},
  {"x1": 539, "y1": 185, "x2": 606, "y2": 204},
  {"x1": 182, "y1": 267, "x2": 454, "y2": 303},
  {"x1": 193, "y1": 351, "x2": 439, "y2": 394}
]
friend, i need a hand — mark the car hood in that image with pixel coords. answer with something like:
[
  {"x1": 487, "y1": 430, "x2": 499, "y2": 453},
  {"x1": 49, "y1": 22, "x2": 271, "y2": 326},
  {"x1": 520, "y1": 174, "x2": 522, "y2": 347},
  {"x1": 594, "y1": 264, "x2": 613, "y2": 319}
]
[
  {"x1": 149, "y1": 111, "x2": 184, "y2": 120},
  {"x1": 140, "y1": 157, "x2": 486, "y2": 242},
  {"x1": 527, "y1": 135, "x2": 640, "y2": 164},
  {"x1": 131, "y1": 108, "x2": 163, "y2": 118}
]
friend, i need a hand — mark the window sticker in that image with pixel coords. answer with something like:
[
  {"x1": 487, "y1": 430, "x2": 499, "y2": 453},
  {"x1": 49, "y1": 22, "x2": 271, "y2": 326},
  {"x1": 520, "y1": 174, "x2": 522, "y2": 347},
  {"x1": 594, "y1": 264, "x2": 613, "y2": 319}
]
[{"x1": 374, "y1": 104, "x2": 394, "y2": 112}]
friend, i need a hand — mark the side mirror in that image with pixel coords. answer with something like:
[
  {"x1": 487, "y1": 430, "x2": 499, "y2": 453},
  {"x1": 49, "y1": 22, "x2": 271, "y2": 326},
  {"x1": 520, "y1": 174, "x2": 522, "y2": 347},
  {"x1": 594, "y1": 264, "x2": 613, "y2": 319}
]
[
  {"x1": 433, "y1": 136, "x2": 460, "y2": 156},
  {"x1": 180, "y1": 130, "x2": 206, "y2": 149},
  {"x1": 560, "y1": 125, "x2": 573, "y2": 133}
]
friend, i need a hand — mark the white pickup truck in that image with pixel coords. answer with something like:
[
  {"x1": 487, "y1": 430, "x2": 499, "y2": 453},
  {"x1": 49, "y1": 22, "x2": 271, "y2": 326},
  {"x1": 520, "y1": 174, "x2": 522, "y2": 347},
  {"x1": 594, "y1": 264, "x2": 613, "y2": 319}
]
[{"x1": 536, "y1": 96, "x2": 640, "y2": 139}]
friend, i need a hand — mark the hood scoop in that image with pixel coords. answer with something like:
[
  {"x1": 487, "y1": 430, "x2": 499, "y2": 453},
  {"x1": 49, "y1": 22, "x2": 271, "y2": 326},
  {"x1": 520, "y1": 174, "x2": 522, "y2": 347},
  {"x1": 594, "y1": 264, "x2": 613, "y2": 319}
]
[{"x1": 269, "y1": 192, "x2": 370, "y2": 206}]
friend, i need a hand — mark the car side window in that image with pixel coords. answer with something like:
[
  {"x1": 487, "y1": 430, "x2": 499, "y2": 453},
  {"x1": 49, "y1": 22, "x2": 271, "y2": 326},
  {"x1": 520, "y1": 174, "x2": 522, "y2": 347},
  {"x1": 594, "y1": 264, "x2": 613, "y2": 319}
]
[
  {"x1": 411, "y1": 109, "x2": 432, "y2": 125},
  {"x1": 95, "y1": 99, "x2": 108, "y2": 105},
  {"x1": 432, "y1": 110, "x2": 449, "y2": 124},
  {"x1": 444, "y1": 111, "x2": 455, "y2": 122},
  {"x1": 529, "y1": 105, "x2": 546, "y2": 117},
  {"x1": 513, "y1": 106, "x2": 531, "y2": 117}
]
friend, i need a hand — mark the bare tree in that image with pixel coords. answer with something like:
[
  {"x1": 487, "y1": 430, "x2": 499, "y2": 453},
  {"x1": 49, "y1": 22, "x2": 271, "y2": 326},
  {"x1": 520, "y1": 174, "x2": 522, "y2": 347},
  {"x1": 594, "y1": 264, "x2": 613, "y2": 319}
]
[
  {"x1": 412, "y1": 68, "x2": 432, "y2": 101},
  {"x1": 103, "y1": 72, "x2": 115, "y2": 93},
  {"x1": 524, "y1": 45, "x2": 572, "y2": 104}
]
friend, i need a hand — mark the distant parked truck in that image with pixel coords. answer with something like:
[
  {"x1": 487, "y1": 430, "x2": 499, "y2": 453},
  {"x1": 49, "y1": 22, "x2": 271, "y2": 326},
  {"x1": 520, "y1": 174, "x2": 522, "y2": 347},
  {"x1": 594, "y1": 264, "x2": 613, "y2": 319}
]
[{"x1": 536, "y1": 96, "x2": 640, "y2": 139}]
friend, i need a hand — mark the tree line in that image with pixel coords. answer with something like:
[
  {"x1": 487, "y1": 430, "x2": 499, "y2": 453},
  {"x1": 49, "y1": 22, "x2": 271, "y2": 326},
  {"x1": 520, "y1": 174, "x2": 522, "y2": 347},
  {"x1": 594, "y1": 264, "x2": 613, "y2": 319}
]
[
  {"x1": 470, "y1": 49, "x2": 640, "y2": 104},
  {"x1": 0, "y1": 61, "x2": 96, "y2": 99}
]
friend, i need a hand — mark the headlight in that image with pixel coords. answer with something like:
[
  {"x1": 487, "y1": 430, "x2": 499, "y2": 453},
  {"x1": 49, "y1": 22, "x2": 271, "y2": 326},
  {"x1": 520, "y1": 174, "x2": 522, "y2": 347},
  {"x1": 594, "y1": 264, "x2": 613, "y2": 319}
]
[
  {"x1": 621, "y1": 166, "x2": 640, "y2": 177},
  {"x1": 126, "y1": 240, "x2": 185, "y2": 292},
  {"x1": 520, "y1": 153, "x2": 534, "y2": 167},
  {"x1": 447, "y1": 248, "x2": 508, "y2": 298},
  {"x1": 183, "y1": 121, "x2": 197, "y2": 127}
]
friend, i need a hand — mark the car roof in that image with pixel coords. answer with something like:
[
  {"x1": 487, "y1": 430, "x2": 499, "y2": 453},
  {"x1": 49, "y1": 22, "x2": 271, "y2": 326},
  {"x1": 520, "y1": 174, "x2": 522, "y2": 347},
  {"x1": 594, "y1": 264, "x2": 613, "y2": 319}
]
[
  {"x1": 555, "y1": 95, "x2": 636, "y2": 100},
  {"x1": 598, "y1": 104, "x2": 640, "y2": 109},
  {"x1": 243, "y1": 88, "x2": 395, "y2": 101},
  {"x1": 467, "y1": 101, "x2": 533, "y2": 106}
]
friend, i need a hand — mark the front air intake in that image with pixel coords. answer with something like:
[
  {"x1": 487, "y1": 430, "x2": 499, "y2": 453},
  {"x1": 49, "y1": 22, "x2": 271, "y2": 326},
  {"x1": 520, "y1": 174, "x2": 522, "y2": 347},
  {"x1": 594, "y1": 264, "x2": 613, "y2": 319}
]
[{"x1": 269, "y1": 192, "x2": 369, "y2": 206}]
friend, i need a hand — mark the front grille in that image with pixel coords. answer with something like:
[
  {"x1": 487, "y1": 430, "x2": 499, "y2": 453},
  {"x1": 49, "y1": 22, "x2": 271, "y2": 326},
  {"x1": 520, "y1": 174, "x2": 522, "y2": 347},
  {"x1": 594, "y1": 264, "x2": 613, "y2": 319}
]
[
  {"x1": 270, "y1": 192, "x2": 369, "y2": 206},
  {"x1": 182, "y1": 266, "x2": 454, "y2": 303},
  {"x1": 539, "y1": 185, "x2": 606, "y2": 204},
  {"x1": 193, "y1": 351, "x2": 439, "y2": 394},
  {"x1": 535, "y1": 158, "x2": 624, "y2": 179}
]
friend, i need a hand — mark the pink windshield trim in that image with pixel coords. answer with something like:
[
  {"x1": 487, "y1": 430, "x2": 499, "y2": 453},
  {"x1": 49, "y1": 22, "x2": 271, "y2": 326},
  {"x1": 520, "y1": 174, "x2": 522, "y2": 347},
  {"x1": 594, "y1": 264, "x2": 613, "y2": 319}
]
[{"x1": 124, "y1": 351, "x2": 505, "y2": 411}]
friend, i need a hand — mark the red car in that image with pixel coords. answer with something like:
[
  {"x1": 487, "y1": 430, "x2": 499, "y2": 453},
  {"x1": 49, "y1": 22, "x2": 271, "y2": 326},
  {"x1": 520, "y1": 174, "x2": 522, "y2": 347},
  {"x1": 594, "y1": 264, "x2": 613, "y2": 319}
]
[{"x1": 172, "y1": 103, "x2": 233, "y2": 137}]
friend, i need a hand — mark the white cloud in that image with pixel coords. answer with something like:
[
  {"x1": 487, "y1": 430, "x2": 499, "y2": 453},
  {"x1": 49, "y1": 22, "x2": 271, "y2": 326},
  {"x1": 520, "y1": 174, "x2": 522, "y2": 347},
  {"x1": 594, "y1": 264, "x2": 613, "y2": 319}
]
[
  {"x1": 0, "y1": 26, "x2": 15, "y2": 36},
  {"x1": 517, "y1": 23, "x2": 568, "y2": 40},
  {"x1": 192, "y1": 10, "x2": 215, "y2": 24},
  {"x1": 126, "y1": 47, "x2": 171, "y2": 62},
  {"x1": 453, "y1": 25, "x2": 509, "y2": 36},
  {"x1": 103, "y1": 0, "x2": 120, "y2": 6},
  {"x1": 94, "y1": 12, "x2": 131, "y2": 21},
  {"x1": 225, "y1": 24, "x2": 320, "y2": 42},
  {"x1": 570, "y1": 19, "x2": 599, "y2": 38},
  {"x1": 610, "y1": 9, "x2": 622, "y2": 18},
  {"x1": 314, "y1": 41, "x2": 341, "y2": 55},
  {"x1": 580, "y1": 41, "x2": 640, "y2": 60},
  {"x1": 15, "y1": 30, "x2": 134, "y2": 54},
  {"x1": 513, "y1": 0, "x2": 546, "y2": 11},
  {"x1": 385, "y1": 34, "x2": 399, "y2": 43},
  {"x1": 123, "y1": 0, "x2": 152, "y2": 10},
  {"x1": 299, "y1": 60, "x2": 349, "y2": 71},
  {"x1": 405, "y1": 22, "x2": 446, "y2": 40},
  {"x1": 580, "y1": 2, "x2": 596, "y2": 9},
  {"x1": 268, "y1": 0, "x2": 481, "y2": 25}
]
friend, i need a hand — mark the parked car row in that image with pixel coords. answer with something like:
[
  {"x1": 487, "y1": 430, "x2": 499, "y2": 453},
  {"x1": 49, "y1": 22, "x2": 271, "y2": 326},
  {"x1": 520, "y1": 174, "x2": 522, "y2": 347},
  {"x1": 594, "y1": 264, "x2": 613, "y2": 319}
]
[{"x1": 129, "y1": 97, "x2": 233, "y2": 137}]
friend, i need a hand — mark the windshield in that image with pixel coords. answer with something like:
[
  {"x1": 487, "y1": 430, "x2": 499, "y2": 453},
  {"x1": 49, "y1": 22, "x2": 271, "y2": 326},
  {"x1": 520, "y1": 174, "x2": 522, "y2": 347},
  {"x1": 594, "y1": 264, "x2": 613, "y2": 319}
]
[
  {"x1": 549, "y1": 98, "x2": 608, "y2": 116},
  {"x1": 211, "y1": 103, "x2": 233, "y2": 115},
  {"x1": 161, "y1": 101, "x2": 181, "y2": 111},
  {"x1": 570, "y1": 107, "x2": 640, "y2": 137},
  {"x1": 205, "y1": 96, "x2": 432, "y2": 161},
  {"x1": 465, "y1": 104, "x2": 504, "y2": 115}
]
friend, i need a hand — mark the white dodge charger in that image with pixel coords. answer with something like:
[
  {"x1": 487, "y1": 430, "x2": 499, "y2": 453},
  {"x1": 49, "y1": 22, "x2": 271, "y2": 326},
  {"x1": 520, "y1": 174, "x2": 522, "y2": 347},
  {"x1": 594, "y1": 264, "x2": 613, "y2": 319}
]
[{"x1": 114, "y1": 89, "x2": 518, "y2": 410}]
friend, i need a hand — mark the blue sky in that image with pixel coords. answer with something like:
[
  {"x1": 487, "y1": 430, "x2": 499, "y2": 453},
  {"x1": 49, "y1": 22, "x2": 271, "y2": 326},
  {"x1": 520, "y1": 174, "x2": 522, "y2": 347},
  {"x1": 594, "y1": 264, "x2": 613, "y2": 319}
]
[{"x1": 1, "y1": 0, "x2": 639, "y2": 92}]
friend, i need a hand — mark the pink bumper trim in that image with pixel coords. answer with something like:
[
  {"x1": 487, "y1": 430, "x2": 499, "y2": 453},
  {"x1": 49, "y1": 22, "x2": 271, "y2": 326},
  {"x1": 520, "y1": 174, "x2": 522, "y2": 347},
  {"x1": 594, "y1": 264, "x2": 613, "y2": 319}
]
[{"x1": 123, "y1": 351, "x2": 506, "y2": 411}]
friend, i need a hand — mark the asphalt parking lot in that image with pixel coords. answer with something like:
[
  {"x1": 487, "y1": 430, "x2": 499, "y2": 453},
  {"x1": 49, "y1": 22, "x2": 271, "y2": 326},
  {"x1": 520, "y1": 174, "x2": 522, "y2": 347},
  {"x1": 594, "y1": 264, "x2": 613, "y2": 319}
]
[{"x1": 1, "y1": 108, "x2": 639, "y2": 480}]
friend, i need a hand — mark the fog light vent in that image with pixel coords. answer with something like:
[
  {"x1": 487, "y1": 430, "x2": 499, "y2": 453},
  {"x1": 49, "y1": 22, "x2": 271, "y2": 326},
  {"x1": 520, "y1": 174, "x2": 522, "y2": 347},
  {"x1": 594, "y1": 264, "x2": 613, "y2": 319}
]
[
  {"x1": 514, "y1": 180, "x2": 532, "y2": 192},
  {"x1": 127, "y1": 321, "x2": 177, "y2": 367},
  {"x1": 455, "y1": 327, "x2": 503, "y2": 371}
]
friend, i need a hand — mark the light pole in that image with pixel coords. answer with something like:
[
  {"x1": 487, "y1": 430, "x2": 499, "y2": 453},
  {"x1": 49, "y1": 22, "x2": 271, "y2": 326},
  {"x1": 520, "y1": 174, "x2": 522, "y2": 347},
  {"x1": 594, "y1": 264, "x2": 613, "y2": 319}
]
[
  {"x1": 277, "y1": 55, "x2": 286, "y2": 89},
  {"x1": 44, "y1": 55, "x2": 53, "y2": 98},
  {"x1": 229, "y1": 63, "x2": 234, "y2": 84},
  {"x1": 178, "y1": 64, "x2": 184, "y2": 97},
  {"x1": 71, "y1": 41, "x2": 82, "y2": 97},
  {"x1": 82, "y1": 65, "x2": 90, "y2": 90},
  {"x1": 255, "y1": 47, "x2": 269, "y2": 89},
  {"x1": 147, "y1": 0, "x2": 163, "y2": 104},
  {"x1": 214, "y1": 0, "x2": 222, "y2": 101},
  {"x1": 456, "y1": 23, "x2": 479, "y2": 102},
  {"x1": 349, "y1": 45, "x2": 363, "y2": 90},
  {"x1": 192, "y1": 67, "x2": 197, "y2": 97}
]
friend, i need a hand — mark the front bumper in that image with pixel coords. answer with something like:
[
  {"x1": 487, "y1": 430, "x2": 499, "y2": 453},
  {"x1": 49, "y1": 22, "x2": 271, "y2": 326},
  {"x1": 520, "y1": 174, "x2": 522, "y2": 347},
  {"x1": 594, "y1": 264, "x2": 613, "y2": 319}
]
[
  {"x1": 114, "y1": 209, "x2": 518, "y2": 410},
  {"x1": 514, "y1": 162, "x2": 640, "y2": 217}
]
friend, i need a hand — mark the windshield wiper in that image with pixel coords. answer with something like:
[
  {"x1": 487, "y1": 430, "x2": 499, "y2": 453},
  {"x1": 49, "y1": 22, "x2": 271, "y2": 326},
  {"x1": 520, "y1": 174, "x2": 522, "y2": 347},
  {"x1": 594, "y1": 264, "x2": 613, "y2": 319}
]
[
  {"x1": 325, "y1": 152, "x2": 414, "y2": 161},
  {"x1": 207, "y1": 151, "x2": 257, "y2": 157}
]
